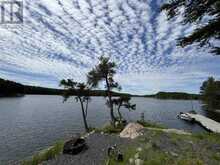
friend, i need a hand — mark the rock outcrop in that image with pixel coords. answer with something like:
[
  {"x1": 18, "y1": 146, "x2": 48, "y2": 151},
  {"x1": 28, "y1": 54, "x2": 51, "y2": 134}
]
[{"x1": 120, "y1": 123, "x2": 144, "y2": 139}]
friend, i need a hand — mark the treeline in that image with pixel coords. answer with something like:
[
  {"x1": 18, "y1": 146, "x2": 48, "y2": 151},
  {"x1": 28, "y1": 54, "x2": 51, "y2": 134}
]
[
  {"x1": 0, "y1": 78, "x2": 64, "y2": 96},
  {"x1": 0, "y1": 78, "x2": 24, "y2": 97},
  {"x1": 0, "y1": 78, "x2": 131, "y2": 97},
  {"x1": 200, "y1": 77, "x2": 220, "y2": 109},
  {"x1": 154, "y1": 92, "x2": 200, "y2": 100},
  {"x1": 24, "y1": 86, "x2": 64, "y2": 95}
]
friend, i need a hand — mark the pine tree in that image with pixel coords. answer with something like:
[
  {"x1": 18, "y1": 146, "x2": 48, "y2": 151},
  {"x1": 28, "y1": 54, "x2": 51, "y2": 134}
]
[
  {"x1": 161, "y1": 0, "x2": 220, "y2": 55},
  {"x1": 87, "y1": 56, "x2": 121, "y2": 124}
]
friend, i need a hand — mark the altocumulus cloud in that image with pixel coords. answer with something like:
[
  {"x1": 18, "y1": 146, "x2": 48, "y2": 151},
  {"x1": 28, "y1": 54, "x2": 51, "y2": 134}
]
[{"x1": 0, "y1": 0, "x2": 220, "y2": 94}]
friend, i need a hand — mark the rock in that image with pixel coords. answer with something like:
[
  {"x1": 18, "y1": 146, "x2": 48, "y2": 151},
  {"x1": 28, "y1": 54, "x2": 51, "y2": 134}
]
[
  {"x1": 134, "y1": 153, "x2": 139, "y2": 159},
  {"x1": 115, "y1": 121, "x2": 120, "y2": 127},
  {"x1": 145, "y1": 143, "x2": 152, "y2": 150},
  {"x1": 211, "y1": 144, "x2": 220, "y2": 151},
  {"x1": 169, "y1": 151, "x2": 178, "y2": 157},
  {"x1": 120, "y1": 123, "x2": 144, "y2": 139},
  {"x1": 90, "y1": 130, "x2": 95, "y2": 134},
  {"x1": 135, "y1": 159, "x2": 144, "y2": 165},
  {"x1": 136, "y1": 147, "x2": 143, "y2": 152},
  {"x1": 129, "y1": 158, "x2": 134, "y2": 164}
]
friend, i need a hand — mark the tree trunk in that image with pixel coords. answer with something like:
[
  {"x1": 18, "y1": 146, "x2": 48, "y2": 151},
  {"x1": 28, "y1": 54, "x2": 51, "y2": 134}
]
[
  {"x1": 105, "y1": 77, "x2": 116, "y2": 124},
  {"x1": 117, "y1": 104, "x2": 122, "y2": 121},
  {"x1": 79, "y1": 97, "x2": 89, "y2": 132}
]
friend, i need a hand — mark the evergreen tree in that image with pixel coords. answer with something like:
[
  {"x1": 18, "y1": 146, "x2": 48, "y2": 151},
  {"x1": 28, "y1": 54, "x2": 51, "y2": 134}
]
[
  {"x1": 60, "y1": 79, "x2": 90, "y2": 132},
  {"x1": 161, "y1": 0, "x2": 220, "y2": 55},
  {"x1": 87, "y1": 56, "x2": 121, "y2": 124},
  {"x1": 200, "y1": 77, "x2": 220, "y2": 108},
  {"x1": 112, "y1": 96, "x2": 136, "y2": 121}
]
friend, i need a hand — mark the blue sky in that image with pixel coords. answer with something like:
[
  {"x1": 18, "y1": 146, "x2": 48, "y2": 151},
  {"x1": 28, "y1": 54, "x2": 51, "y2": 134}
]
[{"x1": 0, "y1": 0, "x2": 220, "y2": 95}]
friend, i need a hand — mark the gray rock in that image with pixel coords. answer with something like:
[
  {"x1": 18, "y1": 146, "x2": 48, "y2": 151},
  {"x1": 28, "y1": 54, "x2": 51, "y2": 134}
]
[
  {"x1": 134, "y1": 153, "x2": 139, "y2": 159},
  {"x1": 145, "y1": 143, "x2": 152, "y2": 150},
  {"x1": 211, "y1": 144, "x2": 220, "y2": 151},
  {"x1": 42, "y1": 133, "x2": 132, "y2": 165},
  {"x1": 135, "y1": 159, "x2": 144, "y2": 165},
  {"x1": 169, "y1": 151, "x2": 178, "y2": 157},
  {"x1": 120, "y1": 123, "x2": 144, "y2": 139},
  {"x1": 129, "y1": 158, "x2": 134, "y2": 164},
  {"x1": 136, "y1": 147, "x2": 143, "y2": 152}
]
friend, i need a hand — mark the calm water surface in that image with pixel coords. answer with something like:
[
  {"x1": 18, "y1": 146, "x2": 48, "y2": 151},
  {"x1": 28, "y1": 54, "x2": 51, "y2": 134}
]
[{"x1": 1, "y1": 95, "x2": 220, "y2": 164}]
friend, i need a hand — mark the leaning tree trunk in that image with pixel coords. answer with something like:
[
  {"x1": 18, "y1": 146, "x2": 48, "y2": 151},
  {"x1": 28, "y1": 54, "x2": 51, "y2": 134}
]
[
  {"x1": 117, "y1": 104, "x2": 122, "y2": 121},
  {"x1": 79, "y1": 97, "x2": 89, "y2": 132},
  {"x1": 105, "y1": 77, "x2": 116, "y2": 124}
]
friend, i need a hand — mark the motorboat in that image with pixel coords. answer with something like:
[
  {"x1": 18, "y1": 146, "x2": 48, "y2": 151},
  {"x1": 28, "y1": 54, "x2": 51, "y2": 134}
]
[{"x1": 178, "y1": 112, "x2": 194, "y2": 121}]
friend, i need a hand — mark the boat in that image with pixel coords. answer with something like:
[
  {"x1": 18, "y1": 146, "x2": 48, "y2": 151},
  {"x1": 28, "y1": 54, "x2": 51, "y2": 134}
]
[
  {"x1": 178, "y1": 98, "x2": 196, "y2": 122},
  {"x1": 178, "y1": 112, "x2": 194, "y2": 122}
]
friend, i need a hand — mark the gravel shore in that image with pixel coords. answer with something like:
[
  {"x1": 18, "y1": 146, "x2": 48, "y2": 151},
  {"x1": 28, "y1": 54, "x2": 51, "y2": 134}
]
[{"x1": 42, "y1": 133, "x2": 132, "y2": 165}]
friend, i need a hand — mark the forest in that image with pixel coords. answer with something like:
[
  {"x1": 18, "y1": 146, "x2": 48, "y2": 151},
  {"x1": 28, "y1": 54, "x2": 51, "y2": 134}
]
[{"x1": 0, "y1": 78, "x2": 130, "y2": 97}]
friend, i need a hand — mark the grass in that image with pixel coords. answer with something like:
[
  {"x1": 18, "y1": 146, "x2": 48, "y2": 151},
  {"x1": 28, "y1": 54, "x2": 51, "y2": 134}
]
[
  {"x1": 106, "y1": 139, "x2": 206, "y2": 165},
  {"x1": 105, "y1": 146, "x2": 137, "y2": 165},
  {"x1": 95, "y1": 120, "x2": 166, "y2": 134},
  {"x1": 21, "y1": 141, "x2": 64, "y2": 165},
  {"x1": 107, "y1": 149, "x2": 205, "y2": 165},
  {"x1": 212, "y1": 153, "x2": 220, "y2": 161},
  {"x1": 192, "y1": 132, "x2": 220, "y2": 143},
  {"x1": 137, "y1": 120, "x2": 167, "y2": 129},
  {"x1": 106, "y1": 143, "x2": 175, "y2": 165},
  {"x1": 176, "y1": 159, "x2": 204, "y2": 165},
  {"x1": 95, "y1": 123, "x2": 125, "y2": 134},
  {"x1": 106, "y1": 128, "x2": 220, "y2": 165}
]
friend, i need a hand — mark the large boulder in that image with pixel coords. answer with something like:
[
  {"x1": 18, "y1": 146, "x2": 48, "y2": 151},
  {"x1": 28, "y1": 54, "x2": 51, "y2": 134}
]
[{"x1": 119, "y1": 123, "x2": 144, "y2": 139}]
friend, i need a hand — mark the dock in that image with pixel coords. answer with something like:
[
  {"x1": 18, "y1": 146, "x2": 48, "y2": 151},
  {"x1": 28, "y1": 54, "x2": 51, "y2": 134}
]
[{"x1": 186, "y1": 113, "x2": 220, "y2": 133}]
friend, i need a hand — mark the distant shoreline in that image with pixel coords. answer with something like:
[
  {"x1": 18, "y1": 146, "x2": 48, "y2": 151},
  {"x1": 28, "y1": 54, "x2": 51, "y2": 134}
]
[
  {"x1": 0, "y1": 77, "x2": 200, "y2": 100},
  {"x1": 0, "y1": 94, "x2": 200, "y2": 101}
]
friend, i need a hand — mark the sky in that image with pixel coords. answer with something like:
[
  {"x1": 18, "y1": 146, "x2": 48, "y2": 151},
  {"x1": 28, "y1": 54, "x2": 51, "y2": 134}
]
[{"x1": 0, "y1": 0, "x2": 220, "y2": 95}]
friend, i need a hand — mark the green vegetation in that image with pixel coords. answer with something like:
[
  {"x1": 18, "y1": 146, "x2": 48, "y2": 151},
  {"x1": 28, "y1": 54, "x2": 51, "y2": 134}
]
[
  {"x1": 95, "y1": 123, "x2": 125, "y2": 134},
  {"x1": 200, "y1": 77, "x2": 220, "y2": 109},
  {"x1": 112, "y1": 96, "x2": 136, "y2": 121},
  {"x1": 60, "y1": 80, "x2": 91, "y2": 132},
  {"x1": 87, "y1": 56, "x2": 122, "y2": 123},
  {"x1": 137, "y1": 120, "x2": 167, "y2": 129},
  {"x1": 192, "y1": 132, "x2": 220, "y2": 144},
  {"x1": 154, "y1": 92, "x2": 200, "y2": 100},
  {"x1": 95, "y1": 119, "x2": 167, "y2": 134},
  {"x1": 59, "y1": 56, "x2": 136, "y2": 130},
  {"x1": 0, "y1": 77, "x2": 131, "y2": 97},
  {"x1": 161, "y1": 0, "x2": 220, "y2": 56},
  {"x1": 136, "y1": 112, "x2": 167, "y2": 129},
  {"x1": 0, "y1": 78, "x2": 24, "y2": 97},
  {"x1": 1, "y1": 77, "x2": 205, "y2": 101},
  {"x1": 22, "y1": 141, "x2": 64, "y2": 165},
  {"x1": 106, "y1": 129, "x2": 220, "y2": 165}
]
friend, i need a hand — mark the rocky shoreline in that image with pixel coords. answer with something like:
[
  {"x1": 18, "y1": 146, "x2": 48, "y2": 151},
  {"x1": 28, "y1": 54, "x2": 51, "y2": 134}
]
[
  {"x1": 41, "y1": 133, "x2": 132, "y2": 165},
  {"x1": 21, "y1": 123, "x2": 220, "y2": 165}
]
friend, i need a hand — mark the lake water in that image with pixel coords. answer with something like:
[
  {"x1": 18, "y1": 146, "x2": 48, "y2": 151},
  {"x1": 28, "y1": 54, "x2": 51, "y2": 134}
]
[{"x1": 1, "y1": 95, "x2": 220, "y2": 164}]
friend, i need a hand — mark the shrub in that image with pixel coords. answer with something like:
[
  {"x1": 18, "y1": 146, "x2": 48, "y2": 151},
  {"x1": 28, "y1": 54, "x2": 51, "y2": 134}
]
[
  {"x1": 21, "y1": 141, "x2": 64, "y2": 165},
  {"x1": 137, "y1": 120, "x2": 166, "y2": 129}
]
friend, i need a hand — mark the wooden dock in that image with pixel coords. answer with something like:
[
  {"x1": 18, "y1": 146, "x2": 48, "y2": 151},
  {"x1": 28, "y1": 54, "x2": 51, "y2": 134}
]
[{"x1": 186, "y1": 113, "x2": 220, "y2": 133}]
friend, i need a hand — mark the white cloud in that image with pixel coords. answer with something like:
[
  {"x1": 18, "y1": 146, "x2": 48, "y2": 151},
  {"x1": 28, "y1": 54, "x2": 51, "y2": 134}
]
[{"x1": 0, "y1": 0, "x2": 219, "y2": 94}]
